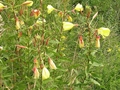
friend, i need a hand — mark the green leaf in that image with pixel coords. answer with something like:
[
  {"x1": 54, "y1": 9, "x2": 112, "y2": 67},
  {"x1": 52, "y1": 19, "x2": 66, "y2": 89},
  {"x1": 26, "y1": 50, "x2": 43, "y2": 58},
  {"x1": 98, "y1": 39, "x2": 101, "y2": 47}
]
[
  {"x1": 49, "y1": 39, "x2": 60, "y2": 44},
  {"x1": 85, "y1": 66, "x2": 88, "y2": 79},
  {"x1": 91, "y1": 50, "x2": 98, "y2": 57},
  {"x1": 90, "y1": 78, "x2": 100, "y2": 86},
  {"x1": 91, "y1": 62, "x2": 104, "y2": 67}
]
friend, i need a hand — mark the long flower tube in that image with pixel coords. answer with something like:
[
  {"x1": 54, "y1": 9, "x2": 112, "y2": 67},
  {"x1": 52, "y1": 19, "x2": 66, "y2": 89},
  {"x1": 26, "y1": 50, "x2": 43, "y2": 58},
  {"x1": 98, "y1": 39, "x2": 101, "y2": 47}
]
[{"x1": 95, "y1": 36, "x2": 100, "y2": 48}]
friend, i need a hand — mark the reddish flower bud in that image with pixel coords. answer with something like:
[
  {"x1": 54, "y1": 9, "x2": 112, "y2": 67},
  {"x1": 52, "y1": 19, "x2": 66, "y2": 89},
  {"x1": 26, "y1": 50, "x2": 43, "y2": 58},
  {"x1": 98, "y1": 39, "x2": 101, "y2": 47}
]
[
  {"x1": 34, "y1": 58, "x2": 39, "y2": 68},
  {"x1": 15, "y1": 17, "x2": 20, "y2": 30},
  {"x1": 45, "y1": 38, "x2": 49, "y2": 45},
  {"x1": 18, "y1": 31, "x2": 22, "y2": 38},
  {"x1": 30, "y1": 9, "x2": 41, "y2": 18},
  {"x1": 79, "y1": 36, "x2": 84, "y2": 48},
  {"x1": 58, "y1": 11, "x2": 64, "y2": 17},
  {"x1": 33, "y1": 67, "x2": 39, "y2": 79}
]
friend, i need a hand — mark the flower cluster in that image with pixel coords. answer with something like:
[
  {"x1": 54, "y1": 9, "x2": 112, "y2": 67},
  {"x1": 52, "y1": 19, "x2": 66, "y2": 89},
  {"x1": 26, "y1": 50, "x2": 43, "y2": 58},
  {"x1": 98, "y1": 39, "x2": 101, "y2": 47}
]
[
  {"x1": 33, "y1": 57, "x2": 57, "y2": 80},
  {"x1": 46, "y1": 3, "x2": 111, "y2": 49}
]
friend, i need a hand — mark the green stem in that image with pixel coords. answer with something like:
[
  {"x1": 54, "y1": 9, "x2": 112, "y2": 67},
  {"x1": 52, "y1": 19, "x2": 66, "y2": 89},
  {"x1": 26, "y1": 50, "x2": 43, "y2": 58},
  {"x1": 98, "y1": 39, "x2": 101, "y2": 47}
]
[
  {"x1": 85, "y1": 18, "x2": 91, "y2": 82},
  {"x1": 39, "y1": 0, "x2": 44, "y2": 90}
]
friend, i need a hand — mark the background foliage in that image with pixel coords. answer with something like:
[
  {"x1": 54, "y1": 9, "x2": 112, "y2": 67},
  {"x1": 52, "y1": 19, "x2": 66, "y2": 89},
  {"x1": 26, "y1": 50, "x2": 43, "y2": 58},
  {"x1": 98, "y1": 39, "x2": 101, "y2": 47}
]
[{"x1": 0, "y1": 0, "x2": 120, "y2": 90}]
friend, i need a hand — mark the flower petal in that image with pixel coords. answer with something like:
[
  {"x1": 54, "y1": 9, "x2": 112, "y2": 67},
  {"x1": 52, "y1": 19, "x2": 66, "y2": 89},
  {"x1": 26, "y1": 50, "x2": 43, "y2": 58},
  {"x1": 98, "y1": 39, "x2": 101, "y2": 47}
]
[
  {"x1": 74, "y1": 3, "x2": 83, "y2": 11},
  {"x1": 98, "y1": 27, "x2": 110, "y2": 38},
  {"x1": 63, "y1": 22, "x2": 75, "y2": 31},
  {"x1": 42, "y1": 67, "x2": 50, "y2": 80},
  {"x1": 47, "y1": 5, "x2": 55, "y2": 14}
]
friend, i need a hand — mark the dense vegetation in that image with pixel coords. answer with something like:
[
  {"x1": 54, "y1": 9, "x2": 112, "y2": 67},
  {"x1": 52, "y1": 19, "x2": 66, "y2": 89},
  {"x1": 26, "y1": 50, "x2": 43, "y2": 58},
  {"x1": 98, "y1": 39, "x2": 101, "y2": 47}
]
[{"x1": 0, "y1": 0, "x2": 120, "y2": 90}]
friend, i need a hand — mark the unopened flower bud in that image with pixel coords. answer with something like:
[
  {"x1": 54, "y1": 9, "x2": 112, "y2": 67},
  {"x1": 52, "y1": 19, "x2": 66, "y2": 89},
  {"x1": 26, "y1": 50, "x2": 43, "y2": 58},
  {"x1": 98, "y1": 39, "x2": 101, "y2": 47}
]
[
  {"x1": 30, "y1": 9, "x2": 41, "y2": 18},
  {"x1": 22, "y1": 1, "x2": 33, "y2": 7},
  {"x1": 67, "y1": 15, "x2": 72, "y2": 22},
  {"x1": 34, "y1": 58, "x2": 39, "y2": 68},
  {"x1": 16, "y1": 45, "x2": 27, "y2": 49},
  {"x1": 15, "y1": 17, "x2": 20, "y2": 30},
  {"x1": 96, "y1": 36, "x2": 100, "y2": 48},
  {"x1": 58, "y1": 11, "x2": 64, "y2": 17},
  {"x1": 18, "y1": 31, "x2": 22, "y2": 38},
  {"x1": 33, "y1": 67, "x2": 40, "y2": 79},
  {"x1": 85, "y1": 5, "x2": 92, "y2": 18},
  {"x1": 48, "y1": 58, "x2": 57, "y2": 70},
  {"x1": 79, "y1": 36, "x2": 84, "y2": 48},
  {"x1": 45, "y1": 38, "x2": 49, "y2": 45}
]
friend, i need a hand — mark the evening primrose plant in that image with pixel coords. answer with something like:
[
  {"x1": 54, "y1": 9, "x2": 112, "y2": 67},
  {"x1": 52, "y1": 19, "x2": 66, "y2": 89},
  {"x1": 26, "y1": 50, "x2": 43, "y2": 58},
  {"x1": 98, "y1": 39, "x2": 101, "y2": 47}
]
[
  {"x1": 0, "y1": 0, "x2": 112, "y2": 90},
  {"x1": 46, "y1": 2, "x2": 111, "y2": 89}
]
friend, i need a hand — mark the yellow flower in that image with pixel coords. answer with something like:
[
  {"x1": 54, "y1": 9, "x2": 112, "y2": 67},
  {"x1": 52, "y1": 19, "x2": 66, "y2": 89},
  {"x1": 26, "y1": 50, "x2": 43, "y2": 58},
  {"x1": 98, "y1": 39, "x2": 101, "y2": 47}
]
[
  {"x1": 20, "y1": 20, "x2": 24, "y2": 25},
  {"x1": 0, "y1": 46, "x2": 3, "y2": 50},
  {"x1": 61, "y1": 35, "x2": 66, "y2": 40},
  {"x1": 98, "y1": 27, "x2": 110, "y2": 38},
  {"x1": 48, "y1": 58, "x2": 57, "y2": 70},
  {"x1": 118, "y1": 48, "x2": 120, "y2": 52},
  {"x1": 107, "y1": 48, "x2": 112, "y2": 52},
  {"x1": 79, "y1": 36, "x2": 84, "y2": 48},
  {"x1": 15, "y1": 17, "x2": 20, "y2": 30},
  {"x1": 33, "y1": 67, "x2": 40, "y2": 79},
  {"x1": 115, "y1": 45, "x2": 119, "y2": 48},
  {"x1": 29, "y1": 25, "x2": 33, "y2": 30},
  {"x1": 42, "y1": 67, "x2": 50, "y2": 80},
  {"x1": 35, "y1": 18, "x2": 46, "y2": 25},
  {"x1": 0, "y1": 3, "x2": 7, "y2": 11},
  {"x1": 63, "y1": 22, "x2": 75, "y2": 31},
  {"x1": 67, "y1": 15, "x2": 72, "y2": 22},
  {"x1": 22, "y1": 1, "x2": 33, "y2": 7},
  {"x1": 47, "y1": 5, "x2": 55, "y2": 14},
  {"x1": 74, "y1": 3, "x2": 83, "y2": 12},
  {"x1": 95, "y1": 36, "x2": 100, "y2": 48},
  {"x1": 61, "y1": 47, "x2": 65, "y2": 51}
]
